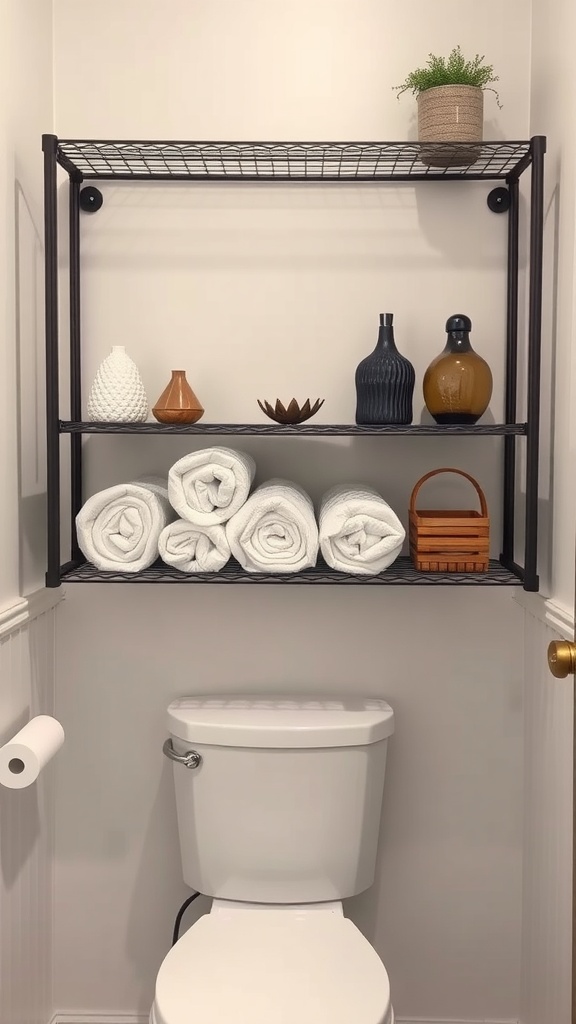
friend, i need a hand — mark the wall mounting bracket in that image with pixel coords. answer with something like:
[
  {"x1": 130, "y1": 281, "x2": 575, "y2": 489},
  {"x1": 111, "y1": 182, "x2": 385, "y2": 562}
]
[
  {"x1": 487, "y1": 187, "x2": 511, "y2": 213},
  {"x1": 79, "y1": 186, "x2": 103, "y2": 213}
]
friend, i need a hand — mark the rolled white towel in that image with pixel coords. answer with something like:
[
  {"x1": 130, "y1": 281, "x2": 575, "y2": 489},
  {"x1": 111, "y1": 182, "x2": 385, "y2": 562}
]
[
  {"x1": 319, "y1": 484, "x2": 405, "y2": 575},
  {"x1": 76, "y1": 477, "x2": 173, "y2": 573},
  {"x1": 159, "y1": 519, "x2": 230, "y2": 573},
  {"x1": 226, "y1": 479, "x2": 319, "y2": 573},
  {"x1": 169, "y1": 447, "x2": 256, "y2": 525}
]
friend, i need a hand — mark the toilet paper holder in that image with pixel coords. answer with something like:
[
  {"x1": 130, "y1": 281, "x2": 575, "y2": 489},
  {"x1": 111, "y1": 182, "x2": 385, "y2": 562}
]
[{"x1": 163, "y1": 738, "x2": 202, "y2": 770}]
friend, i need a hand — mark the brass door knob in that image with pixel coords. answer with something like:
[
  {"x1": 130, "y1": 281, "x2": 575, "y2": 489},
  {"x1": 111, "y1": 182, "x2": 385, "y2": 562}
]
[{"x1": 547, "y1": 640, "x2": 576, "y2": 678}]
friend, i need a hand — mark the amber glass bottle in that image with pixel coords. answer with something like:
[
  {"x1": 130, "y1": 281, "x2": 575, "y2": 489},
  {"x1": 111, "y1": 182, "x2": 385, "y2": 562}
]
[{"x1": 423, "y1": 314, "x2": 492, "y2": 424}]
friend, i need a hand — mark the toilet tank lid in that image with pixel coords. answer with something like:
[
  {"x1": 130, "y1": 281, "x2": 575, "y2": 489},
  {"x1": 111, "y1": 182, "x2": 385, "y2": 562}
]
[{"x1": 167, "y1": 695, "x2": 394, "y2": 748}]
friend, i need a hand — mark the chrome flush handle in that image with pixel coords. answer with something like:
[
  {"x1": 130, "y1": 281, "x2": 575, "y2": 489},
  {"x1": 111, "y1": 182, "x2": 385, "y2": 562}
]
[{"x1": 163, "y1": 738, "x2": 202, "y2": 770}]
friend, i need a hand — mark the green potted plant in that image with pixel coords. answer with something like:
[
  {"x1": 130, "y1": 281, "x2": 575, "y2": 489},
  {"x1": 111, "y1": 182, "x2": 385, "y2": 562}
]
[{"x1": 395, "y1": 46, "x2": 501, "y2": 165}]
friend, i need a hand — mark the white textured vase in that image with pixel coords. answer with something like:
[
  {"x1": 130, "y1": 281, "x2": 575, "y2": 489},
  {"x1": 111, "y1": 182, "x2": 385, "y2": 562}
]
[{"x1": 87, "y1": 346, "x2": 148, "y2": 422}]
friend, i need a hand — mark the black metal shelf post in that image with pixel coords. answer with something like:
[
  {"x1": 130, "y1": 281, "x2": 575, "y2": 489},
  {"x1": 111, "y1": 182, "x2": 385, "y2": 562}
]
[
  {"x1": 42, "y1": 135, "x2": 546, "y2": 590},
  {"x1": 524, "y1": 135, "x2": 546, "y2": 591},
  {"x1": 43, "y1": 134, "x2": 60, "y2": 588},
  {"x1": 69, "y1": 172, "x2": 83, "y2": 562},
  {"x1": 501, "y1": 176, "x2": 520, "y2": 570}
]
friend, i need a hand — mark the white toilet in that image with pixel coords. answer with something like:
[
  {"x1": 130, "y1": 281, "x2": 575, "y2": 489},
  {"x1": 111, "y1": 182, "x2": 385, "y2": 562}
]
[{"x1": 152, "y1": 695, "x2": 395, "y2": 1024}]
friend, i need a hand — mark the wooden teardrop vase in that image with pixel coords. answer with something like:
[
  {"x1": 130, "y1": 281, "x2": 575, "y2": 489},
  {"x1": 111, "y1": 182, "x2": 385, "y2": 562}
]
[{"x1": 152, "y1": 370, "x2": 204, "y2": 424}]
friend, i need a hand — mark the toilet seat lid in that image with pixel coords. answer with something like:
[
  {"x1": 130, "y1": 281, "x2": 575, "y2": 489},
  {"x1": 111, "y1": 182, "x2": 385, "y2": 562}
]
[{"x1": 153, "y1": 907, "x2": 391, "y2": 1024}]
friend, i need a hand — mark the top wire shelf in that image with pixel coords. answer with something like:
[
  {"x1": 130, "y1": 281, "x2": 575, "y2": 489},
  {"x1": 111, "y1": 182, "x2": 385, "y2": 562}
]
[{"x1": 55, "y1": 139, "x2": 534, "y2": 183}]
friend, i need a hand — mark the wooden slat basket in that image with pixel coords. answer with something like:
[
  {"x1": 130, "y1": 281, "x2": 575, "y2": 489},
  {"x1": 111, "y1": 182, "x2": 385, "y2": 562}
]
[{"x1": 409, "y1": 468, "x2": 490, "y2": 573}]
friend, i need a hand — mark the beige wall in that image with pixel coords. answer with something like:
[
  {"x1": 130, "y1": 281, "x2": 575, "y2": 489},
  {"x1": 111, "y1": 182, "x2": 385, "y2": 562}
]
[
  {"x1": 0, "y1": 604, "x2": 58, "y2": 1024},
  {"x1": 55, "y1": 586, "x2": 525, "y2": 1021},
  {"x1": 530, "y1": 0, "x2": 576, "y2": 610},
  {"x1": 518, "y1": 0, "x2": 576, "y2": 1019},
  {"x1": 520, "y1": 601, "x2": 573, "y2": 1024},
  {"x1": 0, "y1": 5, "x2": 55, "y2": 1024},
  {"x1": 53, "y1": 1, "x2": 531, "y2": 1020},
  {"x1": 0, "y1": 0, "x2": 52, "y2": 605}
]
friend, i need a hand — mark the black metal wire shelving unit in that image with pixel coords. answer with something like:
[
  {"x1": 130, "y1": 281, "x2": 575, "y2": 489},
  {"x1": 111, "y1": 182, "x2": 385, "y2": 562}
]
[{"x1": 43, "y1": 135, "x2": 546, "y2": 590}]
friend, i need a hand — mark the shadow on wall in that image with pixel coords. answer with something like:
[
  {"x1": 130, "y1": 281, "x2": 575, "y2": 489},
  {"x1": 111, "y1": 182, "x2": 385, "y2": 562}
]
[
  {"x1": 76, "y1": 175, "x2": 510, "y2": 273},
  {"x1": 346, "y1": 751, "x2": 396, "y2": 944},
  {"x1": 81, "y1": 434, "x2": 505, "y2": 559},
  {"x1": 125, "y1": 760, "x2": 210, "y2": 1013},
  {"x1": 14, "y1": 180, "x2": 47, "y2": 596},
  {"x1": 537, "y1": 180, "x2": 560, "y2": 594},
  {"x1": 0, "y1": 702, "x2": 37, "y2": 892},
  {"x1": 0, "y1": 611, "x2": 52, "y2": 890},
  {"x1": 0, "y1": 785, "x2": 40, "y2": 890}
]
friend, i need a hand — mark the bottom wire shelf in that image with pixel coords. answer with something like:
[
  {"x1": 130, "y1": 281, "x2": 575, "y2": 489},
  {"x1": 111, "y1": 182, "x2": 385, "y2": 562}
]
[{"x1": 59, "y1": 556, "x2": 521, "y2": 586}]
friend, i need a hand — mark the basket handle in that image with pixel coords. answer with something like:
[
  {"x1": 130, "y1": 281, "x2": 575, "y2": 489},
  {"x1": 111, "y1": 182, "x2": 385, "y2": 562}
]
[{"x1": 409, "y1": 468, "x2": 488, "y2": 517}]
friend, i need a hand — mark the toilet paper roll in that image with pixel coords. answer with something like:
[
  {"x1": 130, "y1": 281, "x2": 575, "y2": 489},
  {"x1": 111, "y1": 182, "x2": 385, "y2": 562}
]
[{"x1": 0, "y1": 715, "x2": 65, "y2": 789}]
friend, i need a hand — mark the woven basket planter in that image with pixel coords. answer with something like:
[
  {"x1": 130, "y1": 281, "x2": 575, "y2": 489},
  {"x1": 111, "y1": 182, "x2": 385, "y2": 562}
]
[
  {"x1": 418, "y1": 84, "x2": 483, "y2": 168},
  {"x1": 409, "y1": 468, "x2": 489, "y2": 573}
]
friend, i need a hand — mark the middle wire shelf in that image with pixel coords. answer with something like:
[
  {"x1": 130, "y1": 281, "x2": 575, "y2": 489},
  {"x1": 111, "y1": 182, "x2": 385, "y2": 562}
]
[{"x1": 60, "y1": 421, "x2": 527, "y2": 437}]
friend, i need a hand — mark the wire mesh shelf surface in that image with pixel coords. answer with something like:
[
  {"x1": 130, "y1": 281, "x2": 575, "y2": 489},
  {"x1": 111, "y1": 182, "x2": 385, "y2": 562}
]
[
  {"x1": 59, "y1": 421, "x2": 528, "y2": 436},
  {"x1": 60, "y1": 557, "x2": 521, "y2": 586},
  {"x1": 56, "y1": 140, "x2": 533, "y2": 181}
]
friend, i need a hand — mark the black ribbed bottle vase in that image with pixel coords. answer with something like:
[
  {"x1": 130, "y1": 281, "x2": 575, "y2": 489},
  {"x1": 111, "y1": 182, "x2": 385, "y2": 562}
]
[{"x1": 355, "y1": 313, "x2": 415, "y2": 425}]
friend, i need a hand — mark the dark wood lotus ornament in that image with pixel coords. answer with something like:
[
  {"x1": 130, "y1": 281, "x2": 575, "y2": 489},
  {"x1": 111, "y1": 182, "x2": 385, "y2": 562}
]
[{"x1": 257, "y1": 398, "x2": 325, "y2": 425}]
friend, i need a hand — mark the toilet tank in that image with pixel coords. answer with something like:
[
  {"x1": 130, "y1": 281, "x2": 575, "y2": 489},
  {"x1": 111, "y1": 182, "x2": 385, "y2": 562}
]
[{"x1": 166, "y1": 695, "x2": 394, "y2": 904}]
